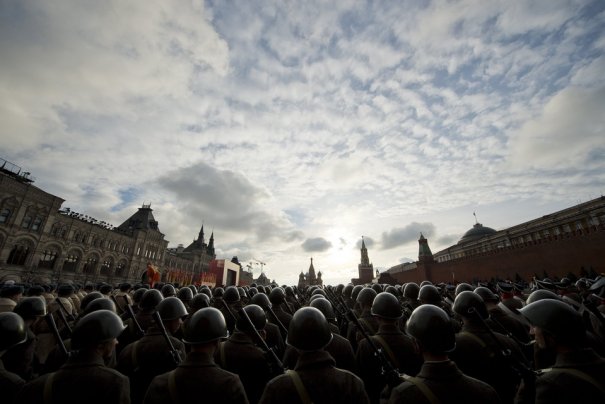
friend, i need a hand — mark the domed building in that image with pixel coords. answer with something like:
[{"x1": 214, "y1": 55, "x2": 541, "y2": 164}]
[{"x1": 458, "y1": 222, "x2": 497, "y2": 244}]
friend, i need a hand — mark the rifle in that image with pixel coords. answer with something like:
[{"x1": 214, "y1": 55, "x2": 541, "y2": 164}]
[
  {"x1": 266, "y1": 305, "x2": 288, "y2": 338},
  {"x1": 152, "y1": 311, "x2": 182, "y2": 365},
  {"x1": 123, "y1": 297, "x2": 144, "y2": 338},
  {"x1": 110, "y1": 294, "x2": 123, "y2": 314},
  {"x1": 45, "y1": 312, "x2": 69, "y2": 358},
  {"x1": 55, "y1": 307, "x2": 73, "y2": 338},
  {"x1": 324, "y1": 288, "x2": 350, "y2": 332},
  {"x1": 55, "y1": 297, "x2": 76, "y2": 322},
  {"x1": 332, "y1": 293, "x2": 402, "y2": 387},
  {"x1": 238, "y1": 307, "x2": 284, "y2": 376},
  {"x1": 468, "y1": 307, "x2": 536, "y2": 384}
]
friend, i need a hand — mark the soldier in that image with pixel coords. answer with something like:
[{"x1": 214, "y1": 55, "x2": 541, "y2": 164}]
[
  {"x1": 221, "y1": 286, "x2": 243, "y2": 333},
  {"x1": 3, "y1": 297, "x2": 46, "y2": 380},
  {"x1": 143, "y1": 307, "x2": 248, "y2": 404},
  {"x1": 347, "y1": 288, "x2": 378, "y2": 351},
  {"x1": 0, "y1": 312, "x2": 27, "y2": 404},
  {"x1": 250, "y1": 293, "x2": 286, "y2": 358},
  {"x1": 269, "y1": 287, "x2": 293, "y2": 330},
  {"x1": 175, "y1": 287, "x2": 193, "y2": 313},
  {"x1": 515, "y1": 299, "x2": 605, "y2": 403},
  {"x1": 259, "y1": 307, "x2": 369, "y2": 404},
  {"x1": 16, "y1": 310, "x2": 130, "y2": 404},
  {"x1": 356, "y1": 292, "x2": 422, "y2": 403},
  {"x1": 0, "y1": 284, "x2": 23, "y2": 313},
  {"x1": 449, "y1": 291, "x2": 526, "y2": 403},
  {"x1": 386, "y1": 305, "x2": 500, "y2": 403},
  {"x1": 216, "y1": 304, "x2": 273, "y2": 404},
  {"x1": 283, "y1": 297, "x2": 356, "y2": 373},
  {"x1": 117, "y1": 297, "x2": 187, "y2": 404},
  {"x1": 115, "y1": 283, "x2": 134, "y2": 314}
]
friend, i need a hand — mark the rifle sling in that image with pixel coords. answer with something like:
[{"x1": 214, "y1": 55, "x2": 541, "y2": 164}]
[
  {"x1": 402, "y1": 374, "x2": 440, "y2": 404},
  {"x1": 287, "y1": 369, "x2": 314, "y2": 404},
  {"x1": 371, "y1": 335, "x2": 400, "y2": 370}
]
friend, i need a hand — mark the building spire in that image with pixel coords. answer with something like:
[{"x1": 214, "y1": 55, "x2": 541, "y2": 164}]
[
  {"x1": 198, "y1": 224, "x2": 205, "y2": 244},
  {"x1": 360, "y1": 236, "x2": 370, "y2": 266}
]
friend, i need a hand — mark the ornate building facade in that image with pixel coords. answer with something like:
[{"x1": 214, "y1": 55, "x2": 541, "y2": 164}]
[
  {"x1": 298, "y1": 258, "x2": 323, "y2": 288},
  {"x1": 0, "y1": 159, "x2": 215, "y2": 285},
  {"x1": 381, "y1": 197, "x2": 605, "y2": 284}
]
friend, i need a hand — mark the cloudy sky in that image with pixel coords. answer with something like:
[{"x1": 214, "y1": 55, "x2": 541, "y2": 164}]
[{"x1": 2, "y1": 0, "x2": 604, "y2": 285}]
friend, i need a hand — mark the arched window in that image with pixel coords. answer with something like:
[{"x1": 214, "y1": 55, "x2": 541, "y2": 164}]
[
  {"x1": 82, "y1": 257, "x2": 98, "y2": 274},
  {"x1": 100, "y1": 258, "x2": 113, "y2": 276},
  {"x1": 63, "y1": 253, "x2": 80, "y2": 272},
  {"x1": 0, "y1": 208, "x2": 11, "y2": 224},
  {"x1": 21, "y1": 215, "x2": 33, "y2": 229},
  {"x1": 7, "y1": 244, "x2": 29, "y2": 266},
  {"x1": 116, "y1": 261, "x2": 127, "y2": 278},
  {"x1": 31, "y1": 216, "x2": 44, "y2": 231},
  {"x1": 38, "y1": 249, "x2": 59, "y2": 269}
]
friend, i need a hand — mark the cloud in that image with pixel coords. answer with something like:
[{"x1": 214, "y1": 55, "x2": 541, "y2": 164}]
[
  {"x1": 356, "y1": 237, "x2": 376, "y2": 249},
  {"x1": 437, "y1": 234, "x2": 460, "y2": 246},
  {"x1": 301, "y1": 237, "x2": 333, "y2": 252},
  {"x1": 507, "y1": 85, "x2": 605, "y2": 169},
  {"x1": 381, "y1": 222, "x2": 436, "y2": 250}
]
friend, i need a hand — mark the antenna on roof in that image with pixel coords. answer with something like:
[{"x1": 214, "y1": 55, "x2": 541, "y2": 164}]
[{"x1": 473, "y1": 211, "x2": 479, "y2": 224}]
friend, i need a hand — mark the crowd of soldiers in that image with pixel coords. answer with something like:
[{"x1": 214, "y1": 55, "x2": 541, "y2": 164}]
[{"x1": 0, "y1": 274, "x2": 604, "y2": 404}]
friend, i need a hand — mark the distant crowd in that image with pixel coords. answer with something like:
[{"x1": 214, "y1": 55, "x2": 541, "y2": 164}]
[{"x1": 0, "y1": 273, "x2": 604, "y2": 403}]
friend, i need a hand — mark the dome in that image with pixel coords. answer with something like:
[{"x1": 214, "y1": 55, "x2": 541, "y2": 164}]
[{"x1": 458, "y1": 223, "x2": 497, "y2": 244}]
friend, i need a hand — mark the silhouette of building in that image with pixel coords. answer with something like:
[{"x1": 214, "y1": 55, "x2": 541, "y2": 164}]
[
  {"x1": 0, "y1": 158, "x2": 216, "y2": 285},
  {"x1": 298, "y1": 257, "x2": 323, "y2": 288},
  {"x1": 351, "y1": 236, "x2": 374, "y2": 285},
  {"x1": 381, "y1": 197, "x2": 605, "y2": 284}
]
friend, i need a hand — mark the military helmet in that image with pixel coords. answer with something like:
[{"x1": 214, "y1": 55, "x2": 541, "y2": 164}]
[
  {"x1": 257, "y1": 285, "x2": 266, "y2": 294},
  {"x1": 419, "y1": 280, "x2": 433, "y2": 287},
  {"x1": 371, "y1": 292, "x2": 403, "y2": 320},
  {"x1": 385, "y1": 286, "x2": 399, "y2": 296},
  {"x1": 83, "y1": 297, "x2": 117, "y2": 315},
  {"x1": 309, "y1": 294, "x2": 326, "y2": 303},
  {"x1": 406, "y1": 305, "x2": 455, "y2": 354},
  {"x1": 0, "y1": 312, "x2": 27, "y2": 352},
  {"x1": 342, "y1": 284, "x2": 354, "y2": 298},
  {"x1": 371, "y1": 284, "x2": 383, "y2": 294},
  {"x1": 418, "y1": 285, "x2": 441, "y2": 305},
  {"x1": 223, "y1": 286, "x2": 240, "y2": 303},
  {"x1": 132, "y1": 288, "x2": 147, "y2": 305},
  {"x1": 357, "y1": 287, "x2": 377, "y2": 307},
  {"x1": 213, "y1": 287, "x2": 225, "y2": 298},
  {"x1": 453, "y1": 291, "x2": 489, "y2": 320},
  {"x1": 251, "y1": 292, "x2": 272, "y2": 310},
  {"x1": 311, "y1": 288, "x2": 326, "y2": 297},
  {"x1": 237, "y1": 287, "x2": 246, "y2": 299},
  {"x1": 520, "y1": 299, "x2": 585, "y2": 345},
  {"x1": 71, "y1": 310, "x2": 126, "y2": 349},
  {"x1": 526, "y1": 289, "x2": 561, "y2": 305},
  {"x1": 177, "y1": 287, "x2": 194, "y2": 303},
  {"x1": 183, "y1": 307, "x2": 229, "y2": 344},
  {"x1": 309, "y1": 297, "x2": 336, "y2": 320},
  {"x1": 269, "y1": 287, "x2": 287, "y2": 305},
  {"x1": 351, "y1": 285, "x2": 364, "y2": 302},
  {"x1": 188, "y1": 285, "x2": 197, "y2": 296},
  {"x1": 287, "y1": 307, "x2": 333, "y2": 352},
  {"x1": 403, "y1": 282, "x2": 420, "y2": 300},
  {"x1": 57, "y1": 284, "x2": 75, "y2": 297},
  {"x1": 98, "y1": 284, "x2": 112, "y2": 295},
  {"x1": 156, "y1": 297, "x2": 188, "y2": 320},
  {"x1": 455, "y1": 283, "x2": 474, "y2": 296},
  {"x1": 200, "y1": 287, "x2": 212, "y2": 298},
  {"x1": 139, "y1": 289, "x2": 163, "y2": 311},
  {"x1": 336, "y1": 284, "x2": 345, "y2": 295},
  {"x1": 284, "y1": 286, "x2": 295, "y2": 297},
  {"x1": 473, "y1": 286, "x2": 499, "y2": 303},
  {"x1": 80, "y1": 291, "x2": 104, "y2": 312},
  {"x1": 236, "y1": 304, "x2": 267, "y2": 332},
  {"x1": 190, "y1": 293, "x2": 211, "y2": 312},
  {"x1": 14, "y1": 296, "x2": 47, "y2": 319},
  {"x1": 248, "y1": 287, "x2": 259, "y2": 298},
  {"x1": 161, "y1": 284, "x2": 176, "y2": 298}
]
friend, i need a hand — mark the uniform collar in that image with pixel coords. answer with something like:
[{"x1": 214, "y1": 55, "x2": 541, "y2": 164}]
[
  {"x1": 417, "y1": 360, "x2": 464, "y2": 380},
  {"x1": 229, "y1": 331, "x2": 256, "y2": 345},
  {"x1": 294, "y1": 350, "x2": 335, "y2": 370},
  {"x1": 179, "y1": 351, "x2": 217, "y2": 368},
  {"x1": 61, "y1": 351, "x2": 106, "y2": 368},
  {"x1": 554, "y1": 348, "x2": 605, "y2": 368},
  {"x1": 377, "y1": 323, "x2": 403, "y2": 335}
]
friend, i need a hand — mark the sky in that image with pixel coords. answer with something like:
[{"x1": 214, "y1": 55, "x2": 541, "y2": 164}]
[{"x1": 1, "y1": 0, "x2": 604, "y2": 286}]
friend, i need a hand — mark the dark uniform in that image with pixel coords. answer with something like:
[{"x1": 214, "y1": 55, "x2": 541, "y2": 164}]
[
  {"x1": 347, "y1": 308, "x2": 379, "y2": 351},
  {"x1": 117, "y1": 326, "x2": 186, "y2": 404},
  {"x1": 215, "y1": 330, "x2": 272, "y2": 404},
  {"x1": 259, "y1": 350, "x2": 370, "y2": 404},
  {"x1": 386, "y1": 360, "x2": 501, "y2": 403},
  {"x1": 450, "y1": 323, "x2": 525, "y2": 403},
  {"x1": 16, "y1": 351, "x2": 130, "y2": 404},
  {"x1": 283, "y1": 332, "x2": 357, "y2": 373},
  {"x1": 0, "y1": 358, "x2": 25, "y2": 404},
  {"x1": 356, "y1": 323, "x2": 422, "y2": 403},
  {"x1": 143, "y1": 351, "x2": 249, "y2": 404}
]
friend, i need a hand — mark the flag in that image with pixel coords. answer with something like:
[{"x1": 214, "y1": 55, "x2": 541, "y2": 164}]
[{"x1": 146, "y1": 262, "x2": 161, "y2": 287}]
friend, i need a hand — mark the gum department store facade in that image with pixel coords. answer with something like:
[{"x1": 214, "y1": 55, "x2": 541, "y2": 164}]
[{"x1": 0, "y1": 159, "x2": 215, "y2": 285}]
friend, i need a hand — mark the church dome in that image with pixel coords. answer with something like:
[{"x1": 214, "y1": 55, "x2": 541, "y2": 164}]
[{"x1": 458, "y1": 223, "x2": 497, "y2": 244}]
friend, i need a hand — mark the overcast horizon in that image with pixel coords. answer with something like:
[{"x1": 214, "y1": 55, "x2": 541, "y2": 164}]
[{"x1": 1, "y1": 1, "x2": 604, "y2": 285}]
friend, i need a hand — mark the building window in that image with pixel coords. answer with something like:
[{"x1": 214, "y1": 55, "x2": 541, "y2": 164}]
[
  {"x1": 562, "y1": 224, "x2": 571, "y2": 233},
  {"x1": 7, "y1": 244, "x2": 29, "y2": 265},
  {"x1": 116, "y1": 261, "x2": 127, "y2": 277},
  {"x1": 100, "y1": 259, "x2": 112, "y2": 275},
  {"x1": 38, "y1": 250, "x2": 58, "y2": 269},
  {"x1": 82, "y1": 257, "x2": 97, "y2": 274},
  {"x1": 575, "y1": 221, "x2": 583, "y2": 231},
  {"x1": 21, "y1": 215, "x2": 33, "y2": 229},
  {"x1": 63, "y1": 254, "x2": 80, "y2": 272},
  {"x1": 31, "y1": 216, "x2": 43, "y2": 231},
  {"x1": 0, "y1": 208, "x2": 11, "y2": 224}
]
